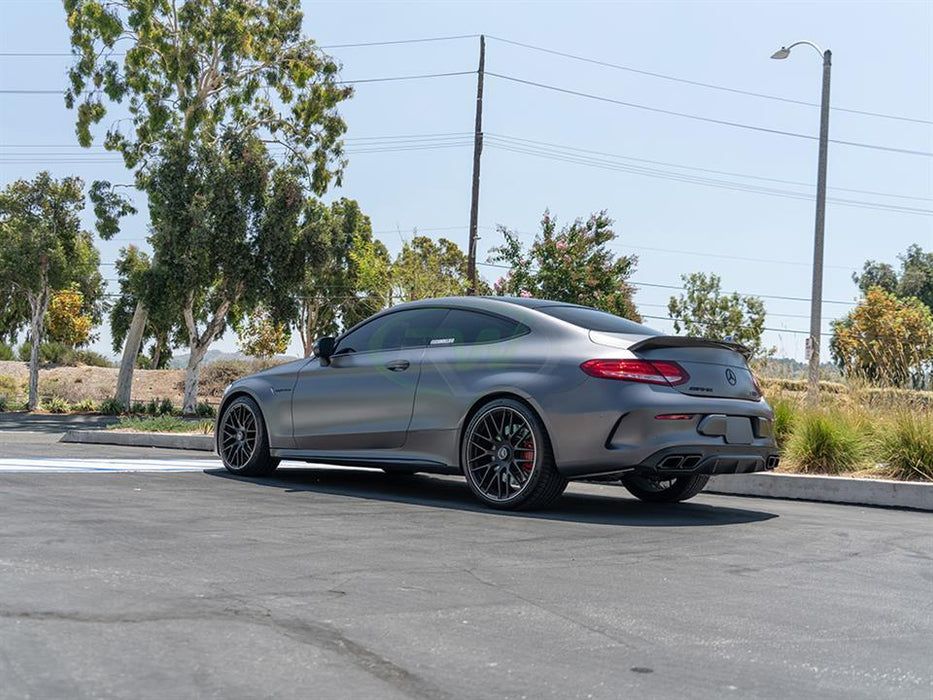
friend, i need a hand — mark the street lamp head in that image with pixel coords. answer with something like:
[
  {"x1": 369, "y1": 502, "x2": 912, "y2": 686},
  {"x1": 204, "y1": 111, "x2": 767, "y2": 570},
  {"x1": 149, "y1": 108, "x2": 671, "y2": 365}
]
[{"x1": 771, "y1": 47, "x2": 791, "y2": 60}]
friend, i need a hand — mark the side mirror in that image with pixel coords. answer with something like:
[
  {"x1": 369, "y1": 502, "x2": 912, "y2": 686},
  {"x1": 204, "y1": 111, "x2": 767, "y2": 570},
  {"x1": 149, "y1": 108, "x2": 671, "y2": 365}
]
[{"x1": 312, "y1": 336, "x2": 336, "y2": 366}]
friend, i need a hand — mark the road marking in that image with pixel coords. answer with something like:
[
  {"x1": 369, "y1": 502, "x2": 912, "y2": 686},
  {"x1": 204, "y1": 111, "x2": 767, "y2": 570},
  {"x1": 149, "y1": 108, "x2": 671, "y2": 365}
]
[{"x1": 0, "y1": 458, "x2": 221, "y2": 473}]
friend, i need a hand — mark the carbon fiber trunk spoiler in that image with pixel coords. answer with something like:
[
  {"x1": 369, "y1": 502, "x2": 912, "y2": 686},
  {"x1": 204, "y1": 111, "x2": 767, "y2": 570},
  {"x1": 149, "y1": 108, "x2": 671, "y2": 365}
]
[{"x1": 629, "y1": 335, "x2": 752, "y2": 360}]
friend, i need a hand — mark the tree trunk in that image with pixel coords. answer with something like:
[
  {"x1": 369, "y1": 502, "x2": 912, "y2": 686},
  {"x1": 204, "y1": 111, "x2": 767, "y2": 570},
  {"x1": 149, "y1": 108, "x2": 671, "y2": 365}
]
[
  {"x1": 181, "y1": 291, "x2": 236, "y2": 415},
  {"x1": 151, "y1": 336, "x2": 162, "y2": 370},
  {"x1": 25, "y1": 273, "x2": 50, "y2": 411},
  {"x1": 114, "y1": 300, "x2": 149, "y2": 410},
  {"x1": 182, "y1": 343, "x2": 209, "y2": 415},
  {"x1": 27, "y1": 304, "x2": 42, "y2": 411}
]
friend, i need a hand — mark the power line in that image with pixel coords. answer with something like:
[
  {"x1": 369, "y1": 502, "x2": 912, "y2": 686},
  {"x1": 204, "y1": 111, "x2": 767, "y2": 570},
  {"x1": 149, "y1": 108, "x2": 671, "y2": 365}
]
[
  {"x1": 0, "y1": 70, "x2": 475, "y2": 95},
  {"x1": 481, "y1": 225, "x2": 860, "y2": 271},
  {"x1": 640, "y1": 313, "x2": 811, "y2": 335},
  {"x1": 482, "y1": 138, "x2": 933, "y2": 215},
  {"x1": 4, "y1": 129, "x2": 929, "y2": 206},
  {"x1": 0, "y1": 131, "x2": 475, "y2": 148},
  {"x1": 0, "y1": 139, "x2": 474, "y2": 164},
  {"x1": 630, "y1": 279, "x2": 856, "y2": 306},
  {"x1": 484, "y1": 133, "x2": 932, "y2": 203},
  {"x1": 485, "y1": 72, "x2": 933, "y2": 158},
  {"x1": 485, "y1": 35, "x2": 933, "y2": 126},
  {"x1": 637, "y1": 300, "x2": 839, "y2": 323},
  {"x1": 334, "y1": 70, "x2": 474, "y2": 85},
  {"x1": 0, "y1": 34, "x2": 481, "y2": 57},
  {"x1": 2, "y1": 31, "x2": 927, "y2": 126}
]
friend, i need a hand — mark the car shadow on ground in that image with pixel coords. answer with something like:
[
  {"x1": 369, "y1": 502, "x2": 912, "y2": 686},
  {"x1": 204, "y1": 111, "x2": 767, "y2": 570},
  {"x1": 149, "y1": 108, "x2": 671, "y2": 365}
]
[{"x1": 205, "y1": 467, "x2": 777, "y2": 527}]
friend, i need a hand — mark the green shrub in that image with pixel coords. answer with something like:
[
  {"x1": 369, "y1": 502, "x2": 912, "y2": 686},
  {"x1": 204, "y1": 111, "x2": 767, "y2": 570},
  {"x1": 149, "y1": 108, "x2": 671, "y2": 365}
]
[
  {"x1": 145, "y1": 398, "x2": 159, "y2": 415},
  {"x1": 158, "y1": 397, "x2": 175, "y2": 416},
  {"x1": 98, "y1": 397, "x2": 124, "y2": 416},
  {"x1": 876, "y1": 412, "x2": 933, "y2": 481},
  {"x1": 0, "y1": 374, "x2": 20, "y2": 403},
  {"x1": 41, "y1": 342, "x2": 68, "y2": 364},
  {"x1": 112, "y1": 415, "x2": 214, "y2": 434},
  {"x1": 45, "y1": 396, "x2": 71, "y2": 414},
  {"x1": 0, "y1": 343, "x2": 14, "y2": 361},
  {"x1": 72, "y1": 398, "x2": 98, "y2": 413},
  {"x1": 18, "y1": 341, "x2": 70, "y2": 365},
  {"x1": 786, "y1": 410, "x2": 867, "y2": 474},
  {"x1": 771, "y1": 398, "x2": 796, "y2": 450},
  {"x1": 0, "y1": 395, "x2": 7, "y2": 412},
  {"x1": 195, "y1": 401, "x2": 216, "y2": 418},
  {"x1": 71, "y1": 350, "x2": 113, "y2": 367},
  {"x1": 130, "y1": 400, "x2": 146, "y2": 414}
]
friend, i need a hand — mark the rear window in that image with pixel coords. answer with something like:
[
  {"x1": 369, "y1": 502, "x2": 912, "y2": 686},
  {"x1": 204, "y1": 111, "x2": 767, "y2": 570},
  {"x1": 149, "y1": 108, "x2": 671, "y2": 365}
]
[{"x1": 538, "y1": 305, "x2": 657, "y2": 335}]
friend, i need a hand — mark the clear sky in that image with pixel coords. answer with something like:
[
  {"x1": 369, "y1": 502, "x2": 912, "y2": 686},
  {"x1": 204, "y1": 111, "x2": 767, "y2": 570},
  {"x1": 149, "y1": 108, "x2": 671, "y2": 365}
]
[{"x1": 1, "y1": 0, "x2": 931, "y2": 361}]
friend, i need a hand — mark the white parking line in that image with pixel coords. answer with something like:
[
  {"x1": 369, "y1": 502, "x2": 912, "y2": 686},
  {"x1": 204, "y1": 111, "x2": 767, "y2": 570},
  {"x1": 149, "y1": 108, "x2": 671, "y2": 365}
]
[{"x1": 0, "y1": 458, "x2": 222, "y2": 473}]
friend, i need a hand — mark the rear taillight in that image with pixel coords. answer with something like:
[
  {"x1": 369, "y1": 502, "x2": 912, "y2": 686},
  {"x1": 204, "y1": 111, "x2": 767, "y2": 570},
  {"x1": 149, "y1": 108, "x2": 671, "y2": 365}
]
[{"x1": 580, "y1": 359, "x2": 689, "y2": 386}]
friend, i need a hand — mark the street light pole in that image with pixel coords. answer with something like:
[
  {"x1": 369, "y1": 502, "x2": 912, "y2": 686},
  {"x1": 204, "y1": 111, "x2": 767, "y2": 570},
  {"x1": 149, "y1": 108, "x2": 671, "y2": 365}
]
[{"x1": 772, "y1": 41, "x2": 831, "y2": 406}]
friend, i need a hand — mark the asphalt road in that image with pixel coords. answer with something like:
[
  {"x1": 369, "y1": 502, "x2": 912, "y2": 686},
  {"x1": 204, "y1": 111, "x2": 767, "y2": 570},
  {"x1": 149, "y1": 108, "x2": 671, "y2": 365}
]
[{"x1": 0, "y1": 430, "x2": 931, "y2": 700}]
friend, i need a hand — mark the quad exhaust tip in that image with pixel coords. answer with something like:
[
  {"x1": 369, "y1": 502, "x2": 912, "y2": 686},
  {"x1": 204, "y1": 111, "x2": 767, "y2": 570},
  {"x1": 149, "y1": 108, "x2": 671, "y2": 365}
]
[{"x1": 659, "y1": 454, "x2": 703, "y2": 469}]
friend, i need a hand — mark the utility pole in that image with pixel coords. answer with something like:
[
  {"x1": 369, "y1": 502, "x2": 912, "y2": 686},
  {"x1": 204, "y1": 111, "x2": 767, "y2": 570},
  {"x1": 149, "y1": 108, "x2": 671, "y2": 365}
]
[
  {"x1": 807, "y1": 48, "x2": 832, "y2": 406},
  {"x1": 771, "y1": 41, "x2": 831, "y2": 406},
  {"x1": 466, "y1": 34, "x2": 485, "y2": 295}
]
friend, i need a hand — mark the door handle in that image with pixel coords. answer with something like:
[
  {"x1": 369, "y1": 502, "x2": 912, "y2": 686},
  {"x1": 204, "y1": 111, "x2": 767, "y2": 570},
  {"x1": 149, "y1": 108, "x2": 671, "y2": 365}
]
[{"x1": 386, "y1": 359, "x2": 410, "y2": 372}]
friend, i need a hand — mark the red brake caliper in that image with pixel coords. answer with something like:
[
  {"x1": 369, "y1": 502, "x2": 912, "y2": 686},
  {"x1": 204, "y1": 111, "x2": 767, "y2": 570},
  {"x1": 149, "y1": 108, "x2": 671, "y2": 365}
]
[{"x1": 519, "y1": 439, "x2": 535, "y2": 471}]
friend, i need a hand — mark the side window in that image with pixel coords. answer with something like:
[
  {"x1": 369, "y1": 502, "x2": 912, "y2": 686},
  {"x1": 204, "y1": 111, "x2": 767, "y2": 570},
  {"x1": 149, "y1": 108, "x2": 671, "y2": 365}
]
[
  {"x1": 427, "y1": 309, "x2": 527, "y2": 346},
  {"x1": 336, "y1": 308, "x2": 449, "y2": 354}
]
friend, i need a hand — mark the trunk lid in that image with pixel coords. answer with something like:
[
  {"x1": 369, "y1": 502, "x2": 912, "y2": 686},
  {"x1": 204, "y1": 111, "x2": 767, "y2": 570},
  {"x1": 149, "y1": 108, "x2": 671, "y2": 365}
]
[{"x1": 593, "y1": 333, "x2": 761, "y2": 401}]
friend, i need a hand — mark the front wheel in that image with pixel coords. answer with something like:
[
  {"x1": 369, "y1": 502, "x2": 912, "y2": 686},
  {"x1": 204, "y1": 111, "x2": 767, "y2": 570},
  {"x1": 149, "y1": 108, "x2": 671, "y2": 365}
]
[
  {"x1": 218, "y1": 396, "x2": 279, "y2": 477},
  {"x1": 621, "y1": 474, "x2": 709, "y2": 503},
  {"x1": 461, "y1": 398, "x2": 567, "y2": 511}
]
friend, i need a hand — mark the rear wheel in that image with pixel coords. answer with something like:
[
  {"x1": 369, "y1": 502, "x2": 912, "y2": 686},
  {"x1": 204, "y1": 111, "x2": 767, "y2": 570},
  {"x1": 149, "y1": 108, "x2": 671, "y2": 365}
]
[
  {"x1": 218, "y1": 396, "x2": 279, "y2": 477},
  {"x1": 461, "y1": 398, "x2": 567, "y2": 511},
  {"x1": 621, "y1": 474, "x2": 709, "y2": 503}
]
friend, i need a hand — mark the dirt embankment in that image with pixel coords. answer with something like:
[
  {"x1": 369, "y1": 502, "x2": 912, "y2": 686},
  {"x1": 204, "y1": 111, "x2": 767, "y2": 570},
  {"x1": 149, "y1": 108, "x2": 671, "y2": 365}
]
[
  {"x1": 0, "y1": 361, "x2": 199, "y2": 405},
  {"x1": 0, "y1": 358, "x2": 288, "y2": 406}
]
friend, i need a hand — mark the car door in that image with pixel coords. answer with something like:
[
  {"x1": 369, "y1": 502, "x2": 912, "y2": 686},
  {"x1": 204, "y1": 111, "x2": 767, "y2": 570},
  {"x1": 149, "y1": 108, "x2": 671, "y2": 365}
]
[
  {"x1": 291, "y1": 307, "x2": 450, "y2": 451},
  {"x1": 409, "y1": 308, "x2": 532, "y2": 436}
]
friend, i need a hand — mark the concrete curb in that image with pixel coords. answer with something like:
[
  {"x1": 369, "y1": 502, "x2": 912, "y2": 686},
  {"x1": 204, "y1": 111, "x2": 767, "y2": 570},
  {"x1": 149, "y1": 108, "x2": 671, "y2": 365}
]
[
  {"x1": 706, "y1": 472, "x2": 933, "y2": 511},
  {"x1": 61, "y1": 430, "x2": 214, "y2": 452}
]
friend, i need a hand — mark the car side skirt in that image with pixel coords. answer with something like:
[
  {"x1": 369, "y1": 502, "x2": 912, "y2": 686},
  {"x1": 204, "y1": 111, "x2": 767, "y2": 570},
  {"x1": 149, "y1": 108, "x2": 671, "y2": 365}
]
[{"x1": 269, "y1": 449, "x2": 461, "y2": 475}]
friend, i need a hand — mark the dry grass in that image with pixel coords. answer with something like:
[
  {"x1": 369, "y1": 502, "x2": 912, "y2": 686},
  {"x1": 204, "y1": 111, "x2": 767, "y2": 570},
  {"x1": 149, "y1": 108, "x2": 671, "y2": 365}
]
[{"x1": 767, "y1": 381, "x2": 933, "y2": 482}]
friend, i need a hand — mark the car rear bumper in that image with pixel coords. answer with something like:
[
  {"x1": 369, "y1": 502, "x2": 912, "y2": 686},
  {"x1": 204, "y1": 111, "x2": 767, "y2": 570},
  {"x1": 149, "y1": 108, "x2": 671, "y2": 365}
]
[
  {"x1": 633, "y1": 444, "x2": 779, "y2": 478},
  {"x1": 542, "y1": 380, "x2": 778, "y2": 480}
]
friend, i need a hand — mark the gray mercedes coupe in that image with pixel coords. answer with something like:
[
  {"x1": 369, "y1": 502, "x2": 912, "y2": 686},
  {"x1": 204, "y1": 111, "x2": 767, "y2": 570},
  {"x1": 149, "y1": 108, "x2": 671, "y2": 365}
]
[{"x1": 216, "y1": 297, "x2": 779, "y2": 510}]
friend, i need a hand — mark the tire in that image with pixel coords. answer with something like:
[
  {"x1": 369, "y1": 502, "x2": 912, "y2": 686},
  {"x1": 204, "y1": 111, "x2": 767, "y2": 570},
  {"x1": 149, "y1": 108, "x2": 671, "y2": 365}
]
[
  {"x1": 461, "y1": 398, "x2": 567, "y2": 511},
  {"x1": 621, "y1": 474, "x2": 709, "y2": 503},
  {"x1": 217, "y1": 395, "x2": 279, "y2": 477}
]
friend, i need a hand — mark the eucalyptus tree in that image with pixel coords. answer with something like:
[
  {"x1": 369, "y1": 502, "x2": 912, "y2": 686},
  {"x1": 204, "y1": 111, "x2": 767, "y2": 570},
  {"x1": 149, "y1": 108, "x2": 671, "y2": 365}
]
[
  {"x1": 392, "y1": 236, "x2": 473, "y2": 303},
  {"x1": 144, "y1": 135, "x2": 314, "y2": 412},
  {"x1": 110, "y1": 245, "x2": 175, "y2": 372},
  {"x1": 294, "y1": 198, "x2": 391, "y2": 356},
  {"x1": 64, "y1": 0, "x2": 353, "y2": 410},
  {"x1": 0, "y1": 173, "x2": 125, "y2": 409}
]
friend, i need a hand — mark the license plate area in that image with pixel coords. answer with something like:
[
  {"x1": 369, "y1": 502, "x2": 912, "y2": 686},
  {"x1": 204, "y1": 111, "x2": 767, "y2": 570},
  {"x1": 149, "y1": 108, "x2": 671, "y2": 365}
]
[{"x1": 698, "y1": 414, "x2": 755, "y2": 445}]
